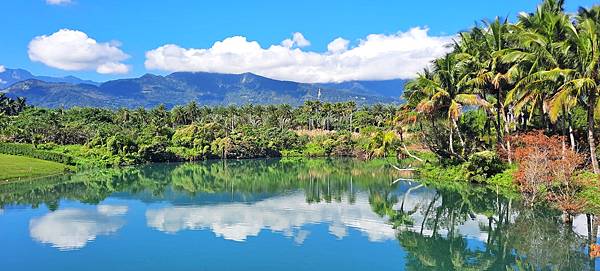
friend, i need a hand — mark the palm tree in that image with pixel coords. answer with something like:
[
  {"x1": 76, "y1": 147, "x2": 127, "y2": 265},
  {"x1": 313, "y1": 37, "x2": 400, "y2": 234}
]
[
  {"x1": 368, "y1": 130, "x2": 397, "y2": 158},
  {"x1": 184, "y1": 101, "x2": 200, "y2": 123},
  {"x1": 171, "y1": 105, "x2": 187, "y2": 126},
  {"x1": 14, "y1": 97, "x2": 26, "y2": 113},
  {"x1": 547, "y1": 9, "x2": 600, "y2": 173},
  {"x1": 462, "y1": 18, "x2": 520, "y2": 162},
  {"x1": 503, "y1": 0, "x2": 577, "y2": 147},
  {"x1": 405, "y1": 53, "x2": 490, "y2": 158},
  {"x1": 0, "y1": 94, "x2": 27, "y2": 116},
  {"x1": 275, "y1": 104, "x2": 293, "y2": 130}
]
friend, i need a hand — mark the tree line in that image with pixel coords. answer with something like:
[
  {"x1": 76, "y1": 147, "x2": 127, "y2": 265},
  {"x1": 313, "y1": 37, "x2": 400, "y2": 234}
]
[{"x1": 0, "y1": 99, "x2": 403, "y2": 165}]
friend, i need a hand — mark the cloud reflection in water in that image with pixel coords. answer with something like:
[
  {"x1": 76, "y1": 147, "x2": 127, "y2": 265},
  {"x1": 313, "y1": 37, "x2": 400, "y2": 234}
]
[
  {"x1": 29, "y1": 205, "x2": 128, "y2": 250},
  {"x1": 146, "y1": 192, "x2": 396, "y2": 242}
]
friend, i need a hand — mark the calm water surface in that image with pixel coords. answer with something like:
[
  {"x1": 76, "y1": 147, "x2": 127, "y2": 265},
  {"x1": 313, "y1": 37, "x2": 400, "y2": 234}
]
[{"x1": 0, "y1": 158, "x2": 598, "y2": 270}]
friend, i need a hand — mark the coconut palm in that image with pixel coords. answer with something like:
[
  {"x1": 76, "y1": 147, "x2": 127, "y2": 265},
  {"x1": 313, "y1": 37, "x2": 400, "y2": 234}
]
[
  {"x1": 539, "y1": 7, "x2": 600, "y2": 173},
  {"x1": 405, "y1": 53, "x2": 490, "y2": 158},
  {"x1": 503, "y1": 0, "x2": 578, "y2": 147},
  {"x1": 464, "y1": 18, "x2": 523, "y2": 164}
]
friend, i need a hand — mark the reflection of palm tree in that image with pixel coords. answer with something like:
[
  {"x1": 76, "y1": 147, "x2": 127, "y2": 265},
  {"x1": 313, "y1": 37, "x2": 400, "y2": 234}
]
[
  {"x1": 368, "y1": 189, "x2": 398, "y2": 218},
  {"x1": 391, "y1": 185, "x2": 519, "y2": 270},
  {"x1": 507, "y1": 208, "x2": 592, "y2": 270},
  {"x1": 420, "y1": 192, "x2": 439, "y2": 235},
  {"x1": 400, "y1": 184, "x2": 423, "y2": 213},
  {"x1": 398, "y1": 231, "x2": 496, "y2": 270}
]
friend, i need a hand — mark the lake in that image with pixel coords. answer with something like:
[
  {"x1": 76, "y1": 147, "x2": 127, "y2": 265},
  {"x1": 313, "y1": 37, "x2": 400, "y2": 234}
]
[{"x1": 0, "y1": 158, "x2": 598, "y2": 271}]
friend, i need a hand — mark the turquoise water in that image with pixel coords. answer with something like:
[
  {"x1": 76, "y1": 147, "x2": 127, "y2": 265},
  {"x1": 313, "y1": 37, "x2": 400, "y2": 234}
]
[{"x1": 0, "y1": 159, "x2": 598, "y2": 270}]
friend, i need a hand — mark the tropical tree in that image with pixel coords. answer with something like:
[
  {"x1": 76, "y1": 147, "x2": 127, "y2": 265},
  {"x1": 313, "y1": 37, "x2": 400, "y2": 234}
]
[
  {"x1": 544, "y1": 6, "x2": 600, "y2": 173},
  {"x1": 504, "y1": 0, "x2": 577, "y2": 147},
  {"x1": 405, "y1": 53, "x2": 490, "y2": 159}
]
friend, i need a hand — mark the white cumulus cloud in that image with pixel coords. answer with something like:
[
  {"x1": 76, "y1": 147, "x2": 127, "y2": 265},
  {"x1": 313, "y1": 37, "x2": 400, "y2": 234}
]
[
  {"x1": 145, "y1": 27, "x2": 454, "y2": 83},
  {"x1": 28, "y1": 29, "x2": 130, "y2": 74},
  {"x1": 46, "y1": 0, "x2": 72, "y2": 5},
  {"x1": 281, "y1": 32, "x2": 311, "y2": 48},
  {"x1": 0, "y1": 65, "x2": 5, "y2": 73},
  {"x1": 327, "y1": 37, "x2": 350, "y2": 54}
]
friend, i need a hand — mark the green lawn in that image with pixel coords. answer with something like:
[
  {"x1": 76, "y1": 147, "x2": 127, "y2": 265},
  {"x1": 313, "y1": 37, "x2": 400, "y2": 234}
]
[{"x1": 0, "y1": 154, "x2": 69, "y2": 181}]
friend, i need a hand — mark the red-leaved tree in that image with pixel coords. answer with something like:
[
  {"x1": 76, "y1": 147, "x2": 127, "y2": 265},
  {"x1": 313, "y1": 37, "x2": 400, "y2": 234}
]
[{"x1": 506, "y1": 131, "x2": 589, "y2": 222}]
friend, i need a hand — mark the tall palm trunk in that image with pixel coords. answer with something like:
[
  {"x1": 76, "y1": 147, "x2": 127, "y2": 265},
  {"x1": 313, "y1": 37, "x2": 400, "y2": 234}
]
[
  {"x1": 501, "y1": 105, "x2": 512, "y2": 164},
  {"x1": 452, "y1": 119, "x2": 466, "y2": 154},
  {"x1": 449, "y1": 123, "x2": 455, "y2": 154},
  {"x1": 568, "y1": 113, "x2": 576, "y2": 151},
  {"x1": 542, "y1": 99, "x2": 551, "y2": 132},
  {"x1": 587, "y1": 89, "x2": 599, "y2": 173},
  {"x1": 562, "y1": 107, "x2": 568, "y2": 152},
  {"x1": 495, "y1": 90, "x2": 503, "y2": 143}
]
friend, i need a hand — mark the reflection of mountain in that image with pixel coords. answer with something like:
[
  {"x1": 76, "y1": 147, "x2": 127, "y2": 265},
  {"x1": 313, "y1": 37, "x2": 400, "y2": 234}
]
[
  {"x1": 29, "y1": 205, "x2": 128, "y2": 250},
  {"x1": 146, "y1": 192, "x2": 394, "y2": 242}
]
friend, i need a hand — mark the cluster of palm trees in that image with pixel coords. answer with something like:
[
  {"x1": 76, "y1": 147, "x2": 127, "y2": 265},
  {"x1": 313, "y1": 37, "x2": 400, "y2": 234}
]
[
  {"x1": 167, "y1": 101, "x2": 397, "y2": 132},
  {"x1": 0, "y1": 94, "x2": 26, "y2": 116},
  {"x1": 404, "y1": 0, "x2": 600, "y2": 172}
]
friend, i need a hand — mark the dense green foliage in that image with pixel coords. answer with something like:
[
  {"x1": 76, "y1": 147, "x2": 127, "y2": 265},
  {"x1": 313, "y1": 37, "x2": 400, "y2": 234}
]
[
  {"x1": 465, "y1": 151, "x2": 506, "y2": 182},
  {"x1": 0, "y1": 142, "x2": 74, "y2": 165},
  {"x1": 402, "y1": 0, "x2": 600, "y2": 217},
  {"x1": 0, "y1": 94, "x2": 26, "y2": 116},
  {"x1": 0, "y1": 101, "x2": 404, "y2": 166},
  {"x1": 403, "y1": 0, "x2": 600, "y2": 172}
]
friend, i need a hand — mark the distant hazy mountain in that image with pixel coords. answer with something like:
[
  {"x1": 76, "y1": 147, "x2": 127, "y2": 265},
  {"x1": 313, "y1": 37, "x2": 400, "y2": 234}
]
[
  {"x1": 0, "y1": 68, "x2": 99, "y2": 89},
  {"x1": 1, "y1": 70, "x2": 405, "y2": 108}
]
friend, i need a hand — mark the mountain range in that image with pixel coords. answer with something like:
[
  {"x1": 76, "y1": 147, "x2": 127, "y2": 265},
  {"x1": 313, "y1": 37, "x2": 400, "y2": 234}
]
[
  {"x1": 0, "y1": 68, "x2": 99, "y2": 88},
  {"x1": 0, "y1": 68, "x2": 405, "y2": 108}
]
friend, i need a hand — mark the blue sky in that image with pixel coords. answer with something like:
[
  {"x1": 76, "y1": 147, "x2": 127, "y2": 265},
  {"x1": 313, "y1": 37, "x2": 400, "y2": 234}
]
[{"x1": 1, "y1": 0, "x2": 597, "y2": 82}]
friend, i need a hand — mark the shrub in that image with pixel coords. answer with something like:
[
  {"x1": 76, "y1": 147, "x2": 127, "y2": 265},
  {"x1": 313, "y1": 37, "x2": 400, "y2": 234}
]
[
  {"x1": 303, "y1": 141, "x2": 327, "y2": 157},
  {"x1": 280, "y1": 149, "x2": 303, "y2": 157},
  {"x1": 0, "y1": 142, "x2": 74, "y2": 165},
  {"x1": 509, "y1": 131, "x2": 589, "y2": 219},
  {"x1": 35, "y1": 142, "x2": 59, "y2": 150},
  {"x1": 167, "y1": 146, "x2": 209, "y2": 161},
  {"x1": 138, "y1": 142, "x2": 176, "y2": 162},
  {"x1": 171, "y1": 124, "x2": 201, "y2": 148},
  {"x1": 330, "y1": 132, "x2": 354, "y2": 156},
  {"x1": 465, "y1": 151, "x2": 505, "y2": 182},
  {"x1": 106, "y1": 134, "x2": 138, "y2": 155}
]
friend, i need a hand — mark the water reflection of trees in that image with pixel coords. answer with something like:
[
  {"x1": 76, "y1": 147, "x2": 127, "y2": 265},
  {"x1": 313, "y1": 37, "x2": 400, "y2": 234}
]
[
  {"x1": 369, "y1": 182, "x2": 596, "y2": 270},
  {"x1": 507, "y1": 209, "x2": 593, "y2": 271},
  {"x1": 0, "y1": 158, "x2": 596, "y2": 270},
  {"x1": 0, "y1": 158, "x2": 398, "y2": 209}
]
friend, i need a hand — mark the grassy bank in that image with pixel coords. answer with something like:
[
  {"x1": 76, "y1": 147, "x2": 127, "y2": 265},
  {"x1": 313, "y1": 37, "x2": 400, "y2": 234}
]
[{"x1": 0, "y1": 154, "x2": 72, "y2": 181}]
